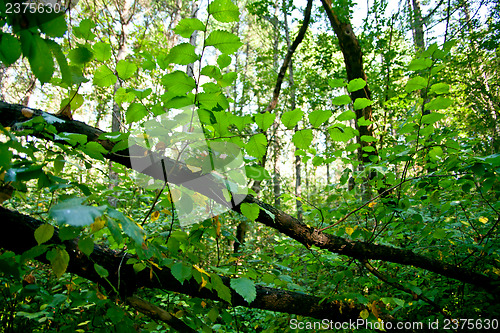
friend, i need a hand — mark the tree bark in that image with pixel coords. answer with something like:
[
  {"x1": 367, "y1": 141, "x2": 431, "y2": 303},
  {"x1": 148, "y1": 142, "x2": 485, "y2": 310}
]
[{"x1": 320, "y1": 0, "x2": 378, "y2": 167}]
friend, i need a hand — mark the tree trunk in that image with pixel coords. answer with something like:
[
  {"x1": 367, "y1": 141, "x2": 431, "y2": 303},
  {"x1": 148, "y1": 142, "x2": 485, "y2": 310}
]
[{"x1": 320, "y1": 0, "x2": 378, "y2": 168}]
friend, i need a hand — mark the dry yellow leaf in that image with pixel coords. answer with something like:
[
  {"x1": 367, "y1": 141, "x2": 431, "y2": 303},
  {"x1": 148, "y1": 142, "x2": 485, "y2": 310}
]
[{"x1": 151, "y1": 211, "x2": 160, "y2": 221}]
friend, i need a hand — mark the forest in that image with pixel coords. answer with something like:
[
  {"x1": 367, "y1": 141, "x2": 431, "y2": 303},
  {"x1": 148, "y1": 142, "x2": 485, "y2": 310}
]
[{"x1": 0, "y1": 0, "x2": 499, "y2": 331}]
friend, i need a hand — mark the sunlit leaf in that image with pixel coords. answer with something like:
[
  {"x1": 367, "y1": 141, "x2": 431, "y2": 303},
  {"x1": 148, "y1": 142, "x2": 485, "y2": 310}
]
[
  {"x1": 209, "y1": 0, "x2": 240, "y2": 23},
  {"x1": 93, "y1": 42, "x2": 112, "y2": 61},
  {"x1": 246, "y1": 133, "x2": 267, "y2": 159},
  {"x1": 254, "y1": 112, "x2": 276, "y2": 131},
  {"x1": 167, "y1": 43, "x2": 199, "y2": 65},
  {"x1": 281, "y1": 108, "x2": 303, "y2": 129},
  {"x1": 405, "y1": 76, "x2": 427, "y2": 92},
  {"x1": 336, "y1": 110, "x2": 356, "y2": 121},
  {"x1": 332, "y1": 95, "x2": 351, "y2": 105},
  {"x1": 240, "y1": 202, "x2": 259, "y2": 221},
  {"x1": 116, "y1": 60, "x2": 138, "y2": 80},
  {"x1": 205, "y1": 30, "x2": 243, "y2": 54},
  {"x1": 308, "y1": 110, "x2": 331, "y2": 127},
  {"x1": 429, "y1": 82, "x2": 449, "y2": 95},
  {"x1": 347, "y1": 78, "x2": 366, "y2": 92},
  {"x1": 126, "y1": 103, "x2": 148, "y2": 124},
  {"x1": 424, "y1": 97, "x2": 453, "y2": 110},
  {"x1": 408, "y1": 58, "x2": 433, "y2": 71},
  {"x1": 162, "y1": 71, "x2": 196, "y2": 95},
  {"x1": 353, "y1": 98, "x2": 373, "y2": 110},
  {"x1": 292, "y1": 129, "x2": 313, "y2": 149},
  {"x1": 174, "y1": 18, "x2": 206, "y2": 38},
  {"x1": 93, "y1": 65, "x2": 117, "y2": 87}
]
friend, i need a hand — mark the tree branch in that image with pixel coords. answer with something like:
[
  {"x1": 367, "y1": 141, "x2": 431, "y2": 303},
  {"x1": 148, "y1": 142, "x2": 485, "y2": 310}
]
[
  {"x1": 1, "y1": 101, "x2": 499, "y2": 296},
  {"x1": 0, "y1": 205, "x2": 367, "y2": 321}
]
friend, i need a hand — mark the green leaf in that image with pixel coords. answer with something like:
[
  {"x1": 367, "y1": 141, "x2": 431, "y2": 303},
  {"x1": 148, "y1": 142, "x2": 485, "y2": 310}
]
[
  {"x1": 230, "y1": 277, "x2": 256, "y2": 303},
  {"x1": 68, "y1": 46, "x2": 93, "y2": 64},
  {"x1": 0, "y1": 33, "x2": 21, "y2": 66},
  {"x1": 162, "y1": 71, "x2": 196, "y2": 95},
  {"x1": 126, "y1": 103, "x2": 148, "y2": 124},
  {"x1": 34, "y1": 224, "x2": 54, "y2": 245},
  {"x1": 281, "y1": 108, "x2": 303, "y2": 129},
  {"x1": 308, "y1": 110, "x2": 331, "y2": 127},
  {"x1": 217, "y1": 54, "x2": 232, "y2": 68},
  {"x1": 429, "y1": 82, "x2": 449, "y2": 95},
  {"x1": 116, "y1": 60, "x2": 138, "y2": 80},
  {"x1": 93, "y1": 65, "x2": 117, "y2": 87},
  {"x1": 433, "y1": 228, "x2": 446, "y2": 239},
  {"x1": 198, "y1": 91, "x2": 229, "y2": 109},
  {"x1": 93, "y1": 42, "x2": 112, "y2": 61},
  {"x1": 73, "y1": 19, "x2": 96, "y2": 40},
  {"x1": 171, "y1": 262, "x2": 192, "y2": 284},
  {"x1": 21, "y1": 33, "x2": 54, "y2": 84},
  {"x1": 246, "y1": 133, "x2": 267, "y2": 159},
  {"x1": 54, "y1": 132, "x2": 87, "y2": 145},
  {"x1": 353, "y1": 98, "x2": 373, "y2": 110},
  {"x1": 58, "y1": 226, "x2": 80, "y2": 241},
  {"x1": 78, "y1": 236, "x2": 94, "y2": 256},
  {"x1": 49, "y1": 198, "x2": 105, "y2": 227},
  {"x1": 174, "y1": 18, "x2": 206, "y2": 38},
  {"x1": 405, "y1": 76, "x2": 427, "y2": 92},
  {"x1": 107, "y1": 209, "x2": 144, "y2": 245},
  {"x1": 357, "y1": 116, "x2": 373, "y2": 126},
  {"x1": 347, "y1": 78, "x2": 366, "y2": 92},
  {"x1": 292, "y1": 129, "x2": 313, "y2": 149},
  {"x1": 240, "y1": 203, "x2": 259, "y2": 221},
  {"x1": 211, "y1": 274, "x2": 232, "y2": 303},
  {"x1": 205, "y1": 30, "x2": 243, "y2": 54},
  {"x1": 360, "y1": 135, "x2": 377, "y2": 142},
  {"x1": 45, "y1": 40, "x2": 71, "y2": 85},
  {"x1": 208, "y1": 0, "x2": 240, "y2": 23},
  {"x1": 424, "y1": 97, "x2": 453, "y2": 111},
  {"x1": 429, "y1": 146, "x2": 443, "y2": 162},
  {"x1": 245, "y1": 165, "x2": 271, "y2": 181},
  {"x1": 83, "y1": 142, "x2": 108, "y2": 160},
  {"x1": 201, "y1": 65, "x2": 222, "y2": 79},
  {"x1": 328, "y1": 78, "x2": 345, "y2": 88},
  {"x1": 332, "y1": 95, "x2": 351, "y2": 105},
  {"x1": 218, "y1": 72, "x2": 237, "y2": 87},
  {"x1": 254, "y1": 112, "x2": 276, "y2": 131},
  {"x1": 47, "y1": 248, "x2": 69, "y2": 278},
  {"x1": 130, "y1": 88, "x2": 152, "y2": 100},
  {"x1": 328, "y1": 125, "x2": 356, "y2": 142},
  {"x1": 167, "y1": 43, "x2": 199, "y2": 65},
  {"x1": 39, "y1": 14, "x2": 67, "y2": 37},
  {"x1": 408, "y1": 58, "x2": 433, "y2": 71},
  {"x1": 421, "y1": 112, "x2": 445, "y2": 124},
  {"x1": 94, "y1": 263, "x2": 109, "y2": 278},
  {"x1": 115, "y1": 87, "x2": 135, "y2": 105},
  {"x1": 336, "y1": 110, "x2": 356, "y2": 121},
  {"x1": 53, "y1": 155, "x2": 65, "y2": 174}
]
